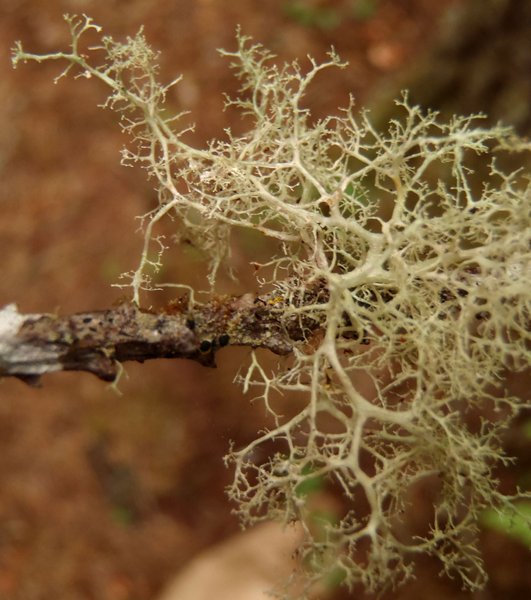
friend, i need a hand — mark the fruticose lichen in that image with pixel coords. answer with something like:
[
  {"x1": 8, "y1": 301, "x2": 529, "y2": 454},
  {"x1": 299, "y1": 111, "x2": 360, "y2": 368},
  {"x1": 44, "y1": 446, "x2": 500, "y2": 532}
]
[{"x1": 12, "y1": 15, "x2": 530, "y2": 597}]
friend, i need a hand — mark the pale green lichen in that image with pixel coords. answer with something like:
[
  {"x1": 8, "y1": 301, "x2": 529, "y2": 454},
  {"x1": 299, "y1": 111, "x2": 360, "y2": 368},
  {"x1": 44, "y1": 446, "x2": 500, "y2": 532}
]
[{"x1": 12, "y1": 15, "x2": 531, "y2": 596}]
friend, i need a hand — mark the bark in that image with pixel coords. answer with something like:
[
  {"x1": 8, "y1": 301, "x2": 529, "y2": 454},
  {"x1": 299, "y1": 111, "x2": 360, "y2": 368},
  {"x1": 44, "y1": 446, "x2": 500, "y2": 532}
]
[{"x1": 0, "y1": 286, "x2": 325, "y2": 385}]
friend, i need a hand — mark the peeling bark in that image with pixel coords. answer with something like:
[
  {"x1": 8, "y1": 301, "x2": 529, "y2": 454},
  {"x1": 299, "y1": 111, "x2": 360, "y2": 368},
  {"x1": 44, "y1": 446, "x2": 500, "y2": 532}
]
[{"x1": 0, "y1": 286, "x2": 325, "y2": 385}]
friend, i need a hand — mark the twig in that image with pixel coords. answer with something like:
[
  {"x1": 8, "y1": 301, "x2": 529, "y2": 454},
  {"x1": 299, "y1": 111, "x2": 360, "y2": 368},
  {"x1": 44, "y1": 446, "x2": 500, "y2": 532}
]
[{"x1": 0, "y1": 286, "x2": 325, "y2": 385}]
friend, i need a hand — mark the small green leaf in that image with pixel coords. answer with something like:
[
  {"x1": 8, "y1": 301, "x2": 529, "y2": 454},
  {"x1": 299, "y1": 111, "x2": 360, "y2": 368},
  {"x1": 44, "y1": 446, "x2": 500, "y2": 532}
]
[
  {"x1": 111, "y1": 506, "x2": 135, "y2": 526},
  {"x1": 295, "y1": 473, "x2": 324, "y2": 496},
  {"x1": 521, "y1": 419, "x2": 531, "y2": 441},
  {"x1": 324, "y1": 565, "x2": 347, "y2": 588},
  {"x1": 350, "y1": 0, "x2": 380, "y2": 21},
  {"x1": 283, "y1": 2, "x2": 341, "y2": 30},
  {"x1": 480, "y1": 502, "x2": 531, "y2": 547}
]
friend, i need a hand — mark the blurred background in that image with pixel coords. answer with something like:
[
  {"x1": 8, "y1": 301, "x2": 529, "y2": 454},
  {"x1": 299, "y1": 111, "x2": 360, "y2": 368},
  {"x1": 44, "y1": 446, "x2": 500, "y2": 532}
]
[{"x1": 0, "y1": 1, "x2": 529, "y2": 598}]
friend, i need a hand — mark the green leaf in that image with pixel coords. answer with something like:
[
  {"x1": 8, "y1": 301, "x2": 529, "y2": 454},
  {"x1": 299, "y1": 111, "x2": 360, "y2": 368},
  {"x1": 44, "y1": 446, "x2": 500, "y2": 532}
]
[
  {"x1": 295, "y1": 473, "x2": 324, "y2": 496},
  {"x1": 480, "y1": 501, "x2": 531, "y2": 547}
]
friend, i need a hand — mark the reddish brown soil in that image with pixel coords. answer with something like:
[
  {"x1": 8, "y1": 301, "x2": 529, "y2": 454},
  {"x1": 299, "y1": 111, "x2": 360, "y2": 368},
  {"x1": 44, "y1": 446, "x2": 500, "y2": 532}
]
[{"x1": 0, "y1": 1, "x2": 529, "y2": 599}]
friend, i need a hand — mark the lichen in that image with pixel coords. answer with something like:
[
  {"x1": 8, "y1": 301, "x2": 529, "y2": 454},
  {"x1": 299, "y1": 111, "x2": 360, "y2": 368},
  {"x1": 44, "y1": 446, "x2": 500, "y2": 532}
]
[{"x1": 12, "y1": 15, "x2": 531, "y2": 596}]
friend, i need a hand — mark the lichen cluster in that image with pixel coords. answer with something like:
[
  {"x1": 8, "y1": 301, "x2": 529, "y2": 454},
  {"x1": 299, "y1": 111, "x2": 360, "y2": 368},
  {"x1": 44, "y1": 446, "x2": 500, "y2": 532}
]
[{"x1": 12, "y1": 15, "x2": 530, "y2": 596}]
